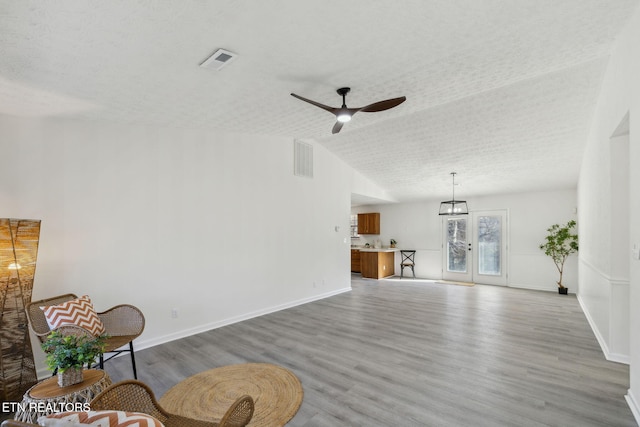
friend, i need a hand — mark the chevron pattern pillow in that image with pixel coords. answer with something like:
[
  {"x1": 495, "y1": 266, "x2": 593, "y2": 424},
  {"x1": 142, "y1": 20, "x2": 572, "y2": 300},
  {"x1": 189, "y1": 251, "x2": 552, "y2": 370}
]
[
  {"x1": 39, "y1": 410, "x2": 164, "y2": 426},
  {"x1": 41, "y1": 295, "x2": 106, "y2": 336}
]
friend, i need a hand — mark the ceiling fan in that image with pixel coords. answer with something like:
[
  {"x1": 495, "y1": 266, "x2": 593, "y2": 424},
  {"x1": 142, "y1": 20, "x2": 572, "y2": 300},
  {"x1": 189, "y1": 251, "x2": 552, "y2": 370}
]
[{"x1": 290, "y1": 87, "x2": 406, "y2": 134}]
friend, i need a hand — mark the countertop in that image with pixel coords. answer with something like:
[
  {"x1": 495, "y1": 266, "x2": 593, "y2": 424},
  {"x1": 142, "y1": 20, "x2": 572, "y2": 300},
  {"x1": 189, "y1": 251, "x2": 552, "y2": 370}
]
[{"x1": 352, "y1": 247, "x2": 400, "y2": 252}]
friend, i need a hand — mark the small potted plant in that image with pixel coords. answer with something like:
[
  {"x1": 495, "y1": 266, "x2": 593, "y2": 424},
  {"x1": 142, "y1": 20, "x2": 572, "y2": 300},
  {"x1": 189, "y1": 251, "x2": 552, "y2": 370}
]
[
  {"x1": 42, "y1": 330, "x2": 107, "y2": 387},
  {"x1": 390, "y1": 239, "x2": 397, "y2": 248},
  {"x1": 539, "y1": 220, "x2": 579, "y2": 294}
]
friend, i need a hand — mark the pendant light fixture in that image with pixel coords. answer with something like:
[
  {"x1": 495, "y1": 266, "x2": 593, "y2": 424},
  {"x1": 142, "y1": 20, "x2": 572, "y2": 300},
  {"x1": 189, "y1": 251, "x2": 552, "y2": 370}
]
[{"x1": 439, "y1": 172, "x2": 469, "y2": 215}]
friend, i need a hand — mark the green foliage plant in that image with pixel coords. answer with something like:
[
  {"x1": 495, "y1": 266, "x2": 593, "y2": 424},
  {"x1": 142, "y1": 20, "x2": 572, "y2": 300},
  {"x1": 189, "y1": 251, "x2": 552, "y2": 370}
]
[
  {"x1": 539, "y1": 220, "x2": 579, "y2": 289},
  {"x1": 42, "y1": 330, "x2": 107, "y2": 373}
]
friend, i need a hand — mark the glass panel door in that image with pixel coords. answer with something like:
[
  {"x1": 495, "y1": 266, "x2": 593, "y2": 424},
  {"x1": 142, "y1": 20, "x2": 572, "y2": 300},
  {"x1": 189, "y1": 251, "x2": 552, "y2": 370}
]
[
  {"x1": 477, "y1": 216, "x2": 501, "y2": 275},
  {"x1": 474, "y1": 210, "x2": 507, "y2": 285},
  {"x1": 442, "y1": 216, "x2": 473, "y2": 282},
  {"x1": 441, "y1": 210, "x2": 507, "y2": 285}
]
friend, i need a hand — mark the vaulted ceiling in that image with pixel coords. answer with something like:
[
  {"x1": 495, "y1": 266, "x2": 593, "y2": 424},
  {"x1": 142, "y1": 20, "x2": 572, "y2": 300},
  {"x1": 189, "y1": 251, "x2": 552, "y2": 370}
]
[{"x1": 2, "y1": 1, "x2": 638, "y2": 203}]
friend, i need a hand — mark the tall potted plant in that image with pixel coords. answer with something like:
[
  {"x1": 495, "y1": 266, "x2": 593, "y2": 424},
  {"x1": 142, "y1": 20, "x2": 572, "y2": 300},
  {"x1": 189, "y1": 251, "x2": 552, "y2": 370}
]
[
  {"x1": 42, "y1": 330, "x2": 107, "y2": 387},
  {"x1": 539, "y1": 220, "x2": 579, "y2": 294}
]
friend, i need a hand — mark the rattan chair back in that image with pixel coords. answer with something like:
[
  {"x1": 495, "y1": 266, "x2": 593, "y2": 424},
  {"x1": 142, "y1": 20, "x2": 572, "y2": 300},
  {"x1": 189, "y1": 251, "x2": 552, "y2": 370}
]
[
  {"x1": 90, "y1": 380, "x2": 168, "y2": 422},
  {"x1": 26, "y1": 293, "x2": 78, "y2": 341},
  {"x1": 90, "y1": 380, "x2": 254, "y2": 427},
  {"x1": 1, "y1": 421, "x2": 39, "y2": 427}
]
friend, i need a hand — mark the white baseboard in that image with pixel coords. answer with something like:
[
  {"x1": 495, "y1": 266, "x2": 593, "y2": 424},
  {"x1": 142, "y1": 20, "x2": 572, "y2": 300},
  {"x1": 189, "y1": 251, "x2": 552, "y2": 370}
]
[
  {"x1": 136, "y1": 287, "x2": 352, "y2": 352},
  {"x1": 507, "y1": 282, "x2": 574, "y2": 293},
  {"x1": 577, "y1": 294, "x2": 629, "y2": 364},
  {"x1": 625, "y1": 389, "x2": 640, "y2": 426}
]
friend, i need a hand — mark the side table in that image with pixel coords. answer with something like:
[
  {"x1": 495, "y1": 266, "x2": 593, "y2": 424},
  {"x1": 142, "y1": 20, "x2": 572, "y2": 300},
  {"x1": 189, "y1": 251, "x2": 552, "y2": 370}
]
[{"x1": 14, "y1": 369, "x2": 112, "y2": 424}]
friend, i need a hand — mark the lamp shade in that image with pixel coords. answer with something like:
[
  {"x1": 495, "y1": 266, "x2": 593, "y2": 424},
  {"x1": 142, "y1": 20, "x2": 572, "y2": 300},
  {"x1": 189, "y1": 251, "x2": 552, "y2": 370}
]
[
  {"x1": 439, "y1": 172, "x2": 469, "y2": 215},
  {"x1": 439, "y1": 200, "x2": 469, "y2": 215}
]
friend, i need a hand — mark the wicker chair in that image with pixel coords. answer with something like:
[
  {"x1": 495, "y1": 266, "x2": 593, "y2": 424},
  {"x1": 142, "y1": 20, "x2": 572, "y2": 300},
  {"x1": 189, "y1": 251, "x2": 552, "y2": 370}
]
[
  {"x1": 26, "y1": 293, "x2": 145, "y2": 379},
  {"x1": 90, "y1": 380, "x2": 254, "y2": 427},
  {"x1": 1, "y1": 421, "x2": 37, "y2": 427}
]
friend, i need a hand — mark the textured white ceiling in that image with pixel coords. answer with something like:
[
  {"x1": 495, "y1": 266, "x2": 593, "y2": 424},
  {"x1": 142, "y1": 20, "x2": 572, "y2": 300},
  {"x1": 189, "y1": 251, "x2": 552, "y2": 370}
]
[{"x1": 1, "y1": 1, "x2": 638, "y2": 203}]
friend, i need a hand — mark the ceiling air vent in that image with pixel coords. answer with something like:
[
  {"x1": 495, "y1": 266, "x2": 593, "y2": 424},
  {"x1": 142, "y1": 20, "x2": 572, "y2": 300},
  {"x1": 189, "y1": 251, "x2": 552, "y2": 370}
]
[
  {"x1": 294, "y1": 140, "x2": 313, "y2": 178},
  {"x1": 200, "y1": 48, "x2": 237, "y2": 71}
]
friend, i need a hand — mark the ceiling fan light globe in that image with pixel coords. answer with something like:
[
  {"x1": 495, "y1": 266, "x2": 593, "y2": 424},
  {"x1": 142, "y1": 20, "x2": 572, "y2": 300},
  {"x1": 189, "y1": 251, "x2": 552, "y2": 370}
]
[{"x1": 337, "y1": 113, "x2": 351, "y2": 123}]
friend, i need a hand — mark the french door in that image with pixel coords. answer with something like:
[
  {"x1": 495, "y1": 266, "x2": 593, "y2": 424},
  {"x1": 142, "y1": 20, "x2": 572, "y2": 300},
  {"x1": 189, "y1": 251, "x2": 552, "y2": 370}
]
[
  {"x1": 442, "y1": 216, "x2": 473, "y2": 282},
  {"x1": 442, "y1": 210, "x2": 508, "y2": 285}
]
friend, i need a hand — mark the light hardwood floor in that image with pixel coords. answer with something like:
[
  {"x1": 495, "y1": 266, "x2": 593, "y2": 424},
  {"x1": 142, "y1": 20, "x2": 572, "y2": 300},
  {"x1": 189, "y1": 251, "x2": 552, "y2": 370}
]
[{"x1": 105, "y1": 276, "x2": 637, "y2": 426}]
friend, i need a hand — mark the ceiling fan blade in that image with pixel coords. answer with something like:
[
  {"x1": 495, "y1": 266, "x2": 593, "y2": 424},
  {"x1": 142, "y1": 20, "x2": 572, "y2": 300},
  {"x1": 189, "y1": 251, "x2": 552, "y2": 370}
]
[
  {"x1": 332, "y1": 121, "x2": 344, "y2": 134},
  {"x1": 358, "y1": 96, "x2": 406, "y2": 113},
  {"x1": 291, "y1": 93, "x2": 338, "y2": 115}
]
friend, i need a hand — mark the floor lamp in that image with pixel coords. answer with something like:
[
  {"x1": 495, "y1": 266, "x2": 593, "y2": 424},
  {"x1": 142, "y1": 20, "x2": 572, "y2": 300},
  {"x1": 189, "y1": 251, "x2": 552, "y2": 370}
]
[{"x1": 0, "y1": 219, "x2": 40, "y2": 403}]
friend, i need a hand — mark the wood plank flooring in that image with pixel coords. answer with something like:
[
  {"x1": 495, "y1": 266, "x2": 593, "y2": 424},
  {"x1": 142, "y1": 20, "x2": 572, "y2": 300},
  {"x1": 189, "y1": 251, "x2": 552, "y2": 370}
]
[{"x1": 104, "y1": 276, "x2": 637, "y2": 426}]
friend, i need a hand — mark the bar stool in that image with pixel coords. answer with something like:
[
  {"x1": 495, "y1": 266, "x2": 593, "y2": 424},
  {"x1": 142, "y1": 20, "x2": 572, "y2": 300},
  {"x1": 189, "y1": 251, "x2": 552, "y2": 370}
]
[{"x1": 400, "y1": 250, "x2": 416, "y2": 279}]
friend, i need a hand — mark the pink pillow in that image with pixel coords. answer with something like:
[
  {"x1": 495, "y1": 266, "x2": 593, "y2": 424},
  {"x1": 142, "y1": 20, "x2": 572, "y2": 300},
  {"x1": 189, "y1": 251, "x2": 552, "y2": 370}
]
[
  {"x1": 38, "y1": 410, "x2": 164, "y2": 426},
  {"x1": 41, "y1": 295, "x2": 106, "y2": 336}
]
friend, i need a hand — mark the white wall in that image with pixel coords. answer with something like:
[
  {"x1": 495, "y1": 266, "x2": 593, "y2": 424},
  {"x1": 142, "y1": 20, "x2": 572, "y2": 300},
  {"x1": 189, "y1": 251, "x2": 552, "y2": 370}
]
[
  {"x1": 578, "y1": 5, "x2": 639, "y2": 422},
  {"x1": 0, "y1": 116, "x2": 354, "y2": 373},
  {"x1": 352, "y1": 189, "x2": 578, "y2": 291},
  {"x1": 351, "y1": 169, "x2": 397, "y2": 203}
]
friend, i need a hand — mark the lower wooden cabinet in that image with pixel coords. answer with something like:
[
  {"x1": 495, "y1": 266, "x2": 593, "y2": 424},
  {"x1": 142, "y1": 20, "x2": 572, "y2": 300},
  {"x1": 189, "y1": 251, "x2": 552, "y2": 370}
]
[
  {"x1": 360, "y1": 251, "x2": 395, "y2": 279},
  {"x1": 351, "y1": 249, "x2": 361, "y2": 273}
]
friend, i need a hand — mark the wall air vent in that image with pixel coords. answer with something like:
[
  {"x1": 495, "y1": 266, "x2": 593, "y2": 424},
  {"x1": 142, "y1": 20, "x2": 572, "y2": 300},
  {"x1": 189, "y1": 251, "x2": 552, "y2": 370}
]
[
  {"x1": 200, "y1": 48, "x2": 237, "y2": 71},
  {"x1": 294, "y1": 140, "x2": 313, "y2": 178}
]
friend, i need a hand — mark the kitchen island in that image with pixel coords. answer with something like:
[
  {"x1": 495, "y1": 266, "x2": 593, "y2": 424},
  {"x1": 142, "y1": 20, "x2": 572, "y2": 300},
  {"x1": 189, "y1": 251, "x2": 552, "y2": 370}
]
[{"x1": 357, "y1": 247, "x2": 399, "y2": 279}]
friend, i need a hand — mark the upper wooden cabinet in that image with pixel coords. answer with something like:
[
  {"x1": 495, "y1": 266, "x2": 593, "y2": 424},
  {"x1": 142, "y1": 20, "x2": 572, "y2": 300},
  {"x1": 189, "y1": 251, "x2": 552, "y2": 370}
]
[{"x1": 357, "y1": 213, "x2": 380, "y2": 235}]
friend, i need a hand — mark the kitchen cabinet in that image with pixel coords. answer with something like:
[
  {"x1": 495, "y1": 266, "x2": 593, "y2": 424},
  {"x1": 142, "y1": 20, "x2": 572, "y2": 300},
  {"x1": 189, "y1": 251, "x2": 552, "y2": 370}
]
[
  {"x1": 351, "y1": 249, "x2": 361, "y2": 273},
  {"x1": 357, "y1": 213, "x2": 380, "y2": 235},
  {"x1": 360, "y1": 250, "x2": 395, "y2": 279}
]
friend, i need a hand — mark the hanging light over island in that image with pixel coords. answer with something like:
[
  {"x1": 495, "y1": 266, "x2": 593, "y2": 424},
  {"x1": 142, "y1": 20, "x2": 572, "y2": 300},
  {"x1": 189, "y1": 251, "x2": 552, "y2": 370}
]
[{"x1": 439, "y1": 172, "x2": 469, "y2": 215}]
